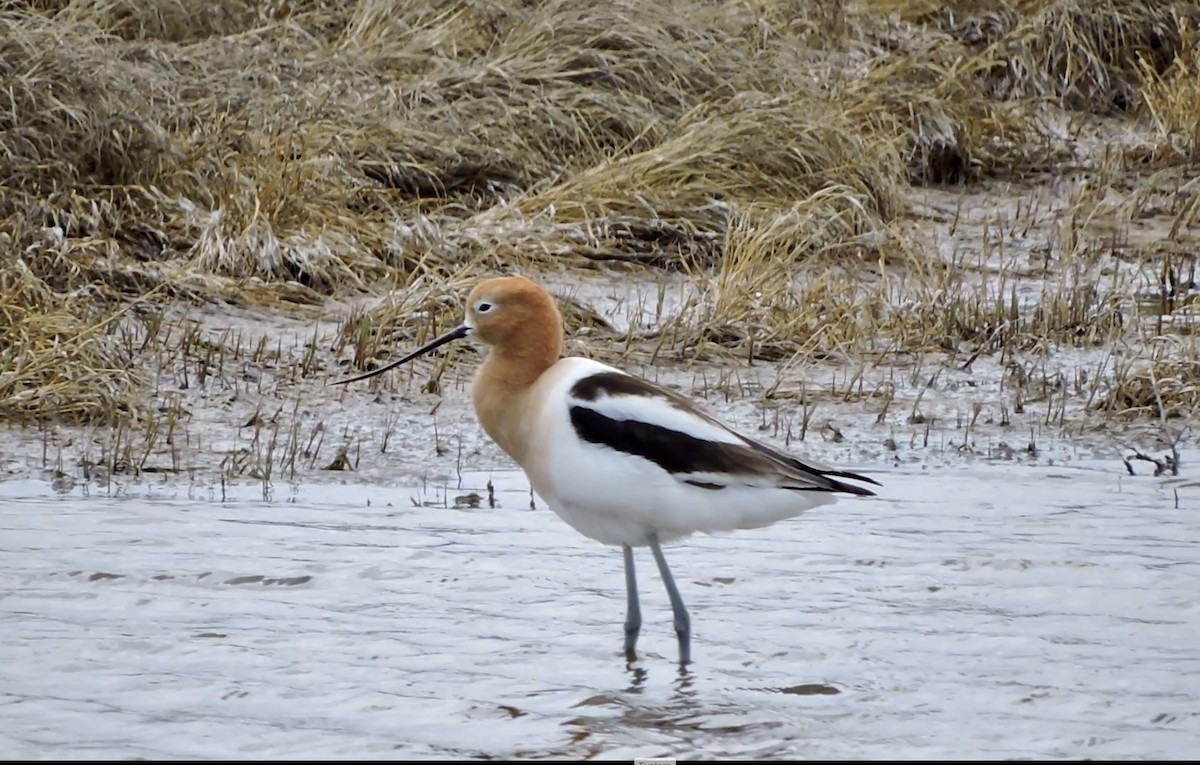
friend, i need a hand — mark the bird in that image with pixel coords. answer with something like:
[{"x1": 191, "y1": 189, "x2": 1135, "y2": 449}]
[{"x1": 335, "y1": 275, "x2": 879, "y2": 665}]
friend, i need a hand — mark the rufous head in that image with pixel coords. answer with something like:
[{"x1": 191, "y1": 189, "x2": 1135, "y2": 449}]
[
  {"x1": 333, "y1": 274, "x2": 563, "y2": 387},
  {"x1": 464, "y1": 275, "x2": 563, "y2": 353}
]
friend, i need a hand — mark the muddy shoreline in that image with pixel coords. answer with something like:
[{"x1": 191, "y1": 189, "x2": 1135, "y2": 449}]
[{"x1": 2, "y1": 289, "x2": 1190, "y2": 499}]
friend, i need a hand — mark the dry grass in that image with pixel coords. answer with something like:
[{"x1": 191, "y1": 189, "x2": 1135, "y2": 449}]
[
  {"x1": 52, "y1": 0, "x2": 265, "y2": 43},
  {"x1": 0, "y1": 11, "x2": 178, "y2": 195},
  {"x1": 662, "y1": 208, "x2": 1134, "y2": 369},
  {"x1": 876, "y1": 0, "x2": 1196, "y2": 110},
  {"x1": 1101, "y1": 347, "x2": 1200, "y2": 419},
  {"x1": 1137, "y1": 14, "x2": 1200, "y2": 161},
  {"x1": 839, "y1": 35, "x2": 1059, "y2": 183},
  {"x1": 1, "y1": 0, "x2": 1198, "y2": 447},
  {"x1": 977, "y1": 0, "x2": 1197, "y2": 111},
  {"x1": 499, "y1": 91, "x2": 907, "y2": 265},
  {"x1": 855, "y1": 0, "x2": 1200, "y2": 176},
  {"x1": 875, "y1": 0, "x2": 1022, "y2": 41},
  {"x1": 0, "y1": 245, "x2": 148, "y2": 424}
]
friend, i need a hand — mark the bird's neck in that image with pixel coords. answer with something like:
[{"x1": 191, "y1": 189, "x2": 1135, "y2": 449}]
[{"x1": 471, "y1": 345, "x2": 558, "y2": 465}]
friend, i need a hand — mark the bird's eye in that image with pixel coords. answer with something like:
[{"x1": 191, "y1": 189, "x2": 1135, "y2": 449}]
[{"x1": 476, "y1": 301, "x2": 493, "y2": 314}]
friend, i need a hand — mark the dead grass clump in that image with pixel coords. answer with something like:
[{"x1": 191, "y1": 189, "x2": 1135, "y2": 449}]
[
  {"x1": 1, "y1": 7, "x2": 413, "y2": 301},
  {"x1": 1100, "y1": 342, "x2": 1200, "y2": 418},
  {"x1": 984, "y1": 0, "x2": 1195, "y2": 112},
  {"x1": 875, "y1": 0, "x2": 1022, "y2": 45},
  {"x1": 3, "y1": 0, "x2": 910, "y2": 314},
  {"x1": 667, "y1": 206, "x2": 892, "y2": 362},
  {"x1": 840, "y1": 37, "x2": 1057, "y2": 183},
  {"x1": 176, "y1": 125, "x2": 394, "y2": 292},
  {"x1": 1137, "y1": 16, "x2": 1200, "y2": 161},
  {"x1": 0, "y1": 12, "x2": 179, "y2": 197},
  {"x1": 940, "y1": 275, "x2": 1125, "y2": 351},
  {"x1": 382, "y1": 68, "x2": 667, "y2": 195},
  {"x1": 505, "y1": 92, "x2": 906, "y2": 265},
  {"x1": 715, "y1": 0, "x2": 854, "y2": 46},
  {"x1": 672, "y1": 221, "x2": 1135, "y2": 366},
  {"x1": 364, "y1": 1, "x2": 768, "y2": 197},
  {"x1": 52, "y1": 0, "x2": 263, "y2": 43},
  {"x1": 496, "y1": 1, "x2": 734, "y2": 110},
  {"x1": 352, "y1": 124, "x2": 528, "y2": 203},
  {"x1": 337, "y1": 0, "x2": 521, "y2": 71},
  {"x1": 0, "y1": 246, "x2": 147, "y2": 425}
]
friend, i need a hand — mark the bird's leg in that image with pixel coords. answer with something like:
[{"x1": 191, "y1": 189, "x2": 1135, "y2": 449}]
[
  {"x1": 648, "y1": 532, "x2": 691, "y2": 666},
  {"x1": 622, "y1": 543, "x2": 641, "y2": 659}
]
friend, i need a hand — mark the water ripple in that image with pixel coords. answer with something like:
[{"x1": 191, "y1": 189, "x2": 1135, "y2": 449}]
[{"x1": 1, "y1": 462, "x2": 1198, "y2": 758}]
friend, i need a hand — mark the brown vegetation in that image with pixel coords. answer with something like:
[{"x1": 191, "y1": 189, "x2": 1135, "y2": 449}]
[{"x1": 2, "y1": 0, "x2": 1197, "y2": 473}]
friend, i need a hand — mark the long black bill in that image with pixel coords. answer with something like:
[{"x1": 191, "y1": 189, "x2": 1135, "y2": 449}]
[{"x1": 333, "y1": 324, "x2": 471, "y2": 386}]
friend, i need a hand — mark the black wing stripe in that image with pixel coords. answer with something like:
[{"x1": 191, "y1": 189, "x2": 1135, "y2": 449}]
[{"x1": 569, "y1": 405, "x2": 769, "y2": 477}]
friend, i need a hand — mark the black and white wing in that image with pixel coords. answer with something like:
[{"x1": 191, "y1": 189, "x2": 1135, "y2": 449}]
[{"x1": 566, "y1": 371, "x2": 879, "y2": 497}]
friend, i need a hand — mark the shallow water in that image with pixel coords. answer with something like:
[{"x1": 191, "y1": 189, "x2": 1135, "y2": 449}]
[{"x1": 2, "y1": 461, "x2": 1198, "y2": 759}]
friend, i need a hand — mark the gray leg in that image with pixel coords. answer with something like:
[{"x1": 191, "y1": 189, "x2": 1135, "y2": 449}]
[
  {"x1": 648, "y1": 532, "x2": 691, "y2": 665},
  {"x1": 623, "y1": 543, "x2": 641, "y2": 657}
]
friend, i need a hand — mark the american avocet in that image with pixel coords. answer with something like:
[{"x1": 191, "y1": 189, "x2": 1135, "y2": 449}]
[{"x1": 337, "y1": 275, "x2": 879, "y2": 664}]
